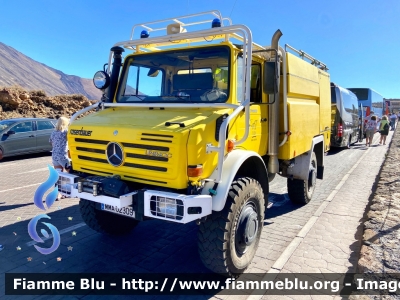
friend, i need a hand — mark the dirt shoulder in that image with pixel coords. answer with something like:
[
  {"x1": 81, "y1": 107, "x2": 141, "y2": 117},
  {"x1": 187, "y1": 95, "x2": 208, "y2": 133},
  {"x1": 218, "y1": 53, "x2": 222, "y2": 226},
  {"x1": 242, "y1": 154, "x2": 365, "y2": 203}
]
[
  {"x1": 0, "y1": 85, "x2": 97, "y2": 120},
  {"x1": 354, "y1": 125, "x2": 400, "y2": 296}
]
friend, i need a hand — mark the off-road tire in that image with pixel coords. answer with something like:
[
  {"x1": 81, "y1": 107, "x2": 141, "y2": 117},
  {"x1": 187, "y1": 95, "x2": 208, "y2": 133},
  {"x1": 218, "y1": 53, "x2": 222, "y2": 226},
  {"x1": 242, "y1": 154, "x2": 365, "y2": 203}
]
[
  {"x1": 287, "y1": 152, "x2": 317, "y2": 205},
  {"x1": 79, "y1": 199, "x2": 139, "y2": 235},
  {"x1": 198, "y1": 177, "x2": 265, "y2": 276}
]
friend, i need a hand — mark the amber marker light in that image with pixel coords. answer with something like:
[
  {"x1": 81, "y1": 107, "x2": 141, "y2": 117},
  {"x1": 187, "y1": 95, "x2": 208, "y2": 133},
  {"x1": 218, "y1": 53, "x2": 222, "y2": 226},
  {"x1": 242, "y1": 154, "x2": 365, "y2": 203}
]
[
  {"x1": 227, "y1": 139, "x2": 235, "y2": 153},
  {"x1": 68, "y1": 150, "x2": 71, "y2": 158},
  {"x1": 188, "y1": 165, "x2": 203, "y2": 177}
]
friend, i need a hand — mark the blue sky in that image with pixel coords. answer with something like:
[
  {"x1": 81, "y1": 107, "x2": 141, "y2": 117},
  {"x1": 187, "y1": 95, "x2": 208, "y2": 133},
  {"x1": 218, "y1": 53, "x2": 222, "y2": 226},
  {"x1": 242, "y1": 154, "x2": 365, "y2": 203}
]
[{"x1": 1, "y1": 0, "x2": 399, "y2": 98}]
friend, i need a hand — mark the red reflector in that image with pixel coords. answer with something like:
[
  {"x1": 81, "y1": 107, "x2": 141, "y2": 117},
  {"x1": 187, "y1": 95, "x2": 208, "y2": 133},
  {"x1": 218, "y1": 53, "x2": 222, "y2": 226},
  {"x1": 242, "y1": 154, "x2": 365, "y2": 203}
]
[{"x1": 338, "y1": 124, "x2": 343, "y2": 137}]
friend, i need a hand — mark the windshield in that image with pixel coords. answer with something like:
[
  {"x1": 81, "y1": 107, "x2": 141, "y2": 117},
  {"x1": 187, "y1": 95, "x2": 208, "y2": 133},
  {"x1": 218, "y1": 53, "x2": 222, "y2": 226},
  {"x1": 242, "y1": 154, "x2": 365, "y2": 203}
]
[
  {"x1": 0, "y1": 120, "x2": 16, "y2": 132},
  {"x1": 116, "y1": 46, "x2": 230, "y2": 103}
]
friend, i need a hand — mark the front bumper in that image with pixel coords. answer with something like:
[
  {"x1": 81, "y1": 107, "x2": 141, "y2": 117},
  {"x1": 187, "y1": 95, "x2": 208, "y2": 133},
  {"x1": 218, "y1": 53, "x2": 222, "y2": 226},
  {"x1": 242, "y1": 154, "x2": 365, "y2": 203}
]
[{"x1": 57, "y1": 172, "x2": 212, "y2": 224}]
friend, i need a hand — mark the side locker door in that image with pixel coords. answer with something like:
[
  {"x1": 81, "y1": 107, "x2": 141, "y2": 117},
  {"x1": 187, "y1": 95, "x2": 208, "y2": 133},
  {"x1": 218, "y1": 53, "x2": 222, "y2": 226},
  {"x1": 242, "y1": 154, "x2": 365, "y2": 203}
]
[{"x1": 36, "y1": 120, "x2": 55, "y2": 151}]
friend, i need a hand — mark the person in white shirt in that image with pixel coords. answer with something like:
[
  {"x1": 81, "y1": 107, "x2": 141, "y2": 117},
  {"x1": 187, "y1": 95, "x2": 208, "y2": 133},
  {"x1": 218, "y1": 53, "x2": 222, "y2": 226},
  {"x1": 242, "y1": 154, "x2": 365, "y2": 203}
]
[
  {"x1": 389, "y1": 113, "x2": 397, "y2": 130},
  {"x1": 365, "y1": 115, "x2": 377, "y2": 146}
]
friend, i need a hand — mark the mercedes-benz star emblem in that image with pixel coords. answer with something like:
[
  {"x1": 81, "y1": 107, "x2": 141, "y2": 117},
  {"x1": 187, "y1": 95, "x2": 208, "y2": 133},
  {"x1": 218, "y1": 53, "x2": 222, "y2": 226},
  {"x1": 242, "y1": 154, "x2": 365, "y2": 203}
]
[
  {"x1": 106, "y1": 142, "x2": 124, "y2": 166},
  {"x1": 113, "y1": 130, "x2": 118, "y2": 136}
]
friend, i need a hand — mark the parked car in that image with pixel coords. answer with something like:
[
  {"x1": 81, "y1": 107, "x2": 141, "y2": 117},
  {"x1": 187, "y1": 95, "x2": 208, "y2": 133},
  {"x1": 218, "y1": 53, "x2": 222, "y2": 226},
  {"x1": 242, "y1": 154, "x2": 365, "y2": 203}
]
[
  {"x1": 0, "y1": 118, "x2": 57, "y2": 160},
  {"x1": 330, "y1": 83, "x2": 360, "y2": 148}
]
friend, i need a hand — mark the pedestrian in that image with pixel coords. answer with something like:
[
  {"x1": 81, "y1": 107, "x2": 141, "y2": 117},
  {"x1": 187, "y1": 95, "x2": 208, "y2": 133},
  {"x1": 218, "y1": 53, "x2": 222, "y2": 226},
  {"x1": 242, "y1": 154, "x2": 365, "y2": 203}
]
[
  {"x1": 49, "y1": 116, "x2": 70, "y2": 172},
  {"x1": 365, "y1": 115, "x2": 377, "y2": 147},
  {"x1": 379, "y1": 115, "x2": 390, "y2": 145},
  {"x1": 389, "y1": 113, "x2": 397, "y2": 130}
]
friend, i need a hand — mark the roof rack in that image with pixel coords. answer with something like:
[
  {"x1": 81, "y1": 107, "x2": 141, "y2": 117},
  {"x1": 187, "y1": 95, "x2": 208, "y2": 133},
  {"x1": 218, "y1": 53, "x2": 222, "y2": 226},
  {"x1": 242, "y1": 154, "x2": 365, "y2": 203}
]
[
  {"x1": 285, "y1": 44, "x2": 328, "y2": 71},
  {"x1": 110, "y1": 10, "x2": 266, "y2": 54},
  {"x1": 130, "y1": 10, "x2": 230, "y2": 40}
]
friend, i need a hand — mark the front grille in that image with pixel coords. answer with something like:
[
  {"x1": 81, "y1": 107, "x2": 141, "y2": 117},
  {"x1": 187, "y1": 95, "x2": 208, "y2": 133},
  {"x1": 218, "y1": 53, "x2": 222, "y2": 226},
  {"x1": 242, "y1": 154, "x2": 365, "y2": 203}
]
[
  {"x1": 78, "y1": 155, "x2": 108, "y2": 164},
  {"x1": 126, "y1": 153, "x2": 168, "y2": 162},
  {"x1": 75, "y1": 138, "x2": 108, "y2": 145},
  {"x1": 140, "y1": 138, "x2": 172, "y2": 143},
  {"x1": 72, "y1": 131, "x2": 182, "y2": 185},
  {"x1": 124, "y1": 163, "x2": 167, "y2": 172},
  {"x1": 122, "y1": 143, "x2": 169, "y2": 152},
  {"x1": 76, "y1": 147, "x2": 105, "y2": 154}
]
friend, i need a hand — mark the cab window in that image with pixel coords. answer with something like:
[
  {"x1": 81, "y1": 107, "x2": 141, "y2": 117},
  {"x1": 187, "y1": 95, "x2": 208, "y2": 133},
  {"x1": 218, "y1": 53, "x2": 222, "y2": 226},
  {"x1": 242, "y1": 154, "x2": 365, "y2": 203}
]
[
  {"x1": 236, "y1": 57, "x2": 261, "y2": 103},
  {"x1": 250, "y1": 64, "x2": 261, "y2": 103}
]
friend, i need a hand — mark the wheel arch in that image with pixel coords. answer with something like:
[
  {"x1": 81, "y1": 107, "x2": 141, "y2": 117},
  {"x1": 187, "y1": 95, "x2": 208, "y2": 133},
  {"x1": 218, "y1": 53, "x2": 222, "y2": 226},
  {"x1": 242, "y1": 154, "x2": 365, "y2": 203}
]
[
  {"x1": 202, "y1": 150, "x2": 269, "y2": 211},
  {"x1": 286, "y1": 135, "x2": 325, "y2": 181},
  {"x1": 313, "y1": 138, "x2": 324, "y2": 179}
]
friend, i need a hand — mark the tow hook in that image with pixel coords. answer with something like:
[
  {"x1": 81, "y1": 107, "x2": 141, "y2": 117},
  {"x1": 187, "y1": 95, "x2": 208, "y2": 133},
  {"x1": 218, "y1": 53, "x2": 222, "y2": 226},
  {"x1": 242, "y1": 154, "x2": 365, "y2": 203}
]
[{"x1": 196, "y1": 217, "x2": 207, "y2": 225}]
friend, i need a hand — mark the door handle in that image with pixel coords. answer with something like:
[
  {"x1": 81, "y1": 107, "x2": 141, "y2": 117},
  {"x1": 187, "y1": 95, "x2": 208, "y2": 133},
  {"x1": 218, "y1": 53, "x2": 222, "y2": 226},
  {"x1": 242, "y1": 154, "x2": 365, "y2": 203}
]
[
  {"x1": 261, "y1": 118, "x2": 267, "y2": 122},
  {"x1": 29, "y1": 135, "x2": 35, "y2": 137}
]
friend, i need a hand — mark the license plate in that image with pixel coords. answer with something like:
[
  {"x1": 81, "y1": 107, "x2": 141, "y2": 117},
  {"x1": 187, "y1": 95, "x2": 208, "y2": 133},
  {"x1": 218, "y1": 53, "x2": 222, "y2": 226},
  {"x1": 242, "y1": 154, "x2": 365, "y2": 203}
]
[{"x1": 101, "y1": 204, "x2": 136, "y2": 218}]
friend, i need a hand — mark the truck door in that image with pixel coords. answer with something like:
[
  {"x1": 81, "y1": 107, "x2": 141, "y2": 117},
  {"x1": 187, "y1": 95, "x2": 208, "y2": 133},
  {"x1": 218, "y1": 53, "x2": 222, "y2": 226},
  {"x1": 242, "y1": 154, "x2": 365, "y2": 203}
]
[
  {"x1": 236, "y1": 58, "x2": 267, "y2": 154},
  {"x1": 248, "y1": 64, "x2": 268, "y2": 154}
]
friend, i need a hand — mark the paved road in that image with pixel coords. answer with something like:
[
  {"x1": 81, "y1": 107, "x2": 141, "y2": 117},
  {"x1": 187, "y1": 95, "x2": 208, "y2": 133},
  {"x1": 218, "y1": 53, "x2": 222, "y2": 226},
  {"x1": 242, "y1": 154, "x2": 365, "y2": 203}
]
[{"x1": 0, "y1": 135, "x2": 382, "y2": 299}]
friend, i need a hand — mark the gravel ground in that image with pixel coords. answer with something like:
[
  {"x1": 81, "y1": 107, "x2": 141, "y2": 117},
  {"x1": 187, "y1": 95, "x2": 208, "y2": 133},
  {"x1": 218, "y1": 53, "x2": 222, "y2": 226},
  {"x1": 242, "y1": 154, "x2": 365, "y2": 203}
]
[{"x1": 352, "y1": 124, "x2": 400, "y2": 299}]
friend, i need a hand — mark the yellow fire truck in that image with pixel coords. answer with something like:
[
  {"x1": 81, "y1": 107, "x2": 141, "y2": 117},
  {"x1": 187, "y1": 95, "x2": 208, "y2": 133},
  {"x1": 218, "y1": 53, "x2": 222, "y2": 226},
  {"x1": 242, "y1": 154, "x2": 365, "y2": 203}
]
[{"x1": 58, "y1": 11, "x2": 331, "y2": 275}]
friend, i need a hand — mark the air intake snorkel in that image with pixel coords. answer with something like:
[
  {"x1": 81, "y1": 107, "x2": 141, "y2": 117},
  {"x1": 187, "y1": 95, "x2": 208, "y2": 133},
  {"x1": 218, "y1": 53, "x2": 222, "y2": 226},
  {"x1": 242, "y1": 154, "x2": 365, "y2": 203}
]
[{"x1": 106, "y1": 46, "x2": 125, "y2": 103}]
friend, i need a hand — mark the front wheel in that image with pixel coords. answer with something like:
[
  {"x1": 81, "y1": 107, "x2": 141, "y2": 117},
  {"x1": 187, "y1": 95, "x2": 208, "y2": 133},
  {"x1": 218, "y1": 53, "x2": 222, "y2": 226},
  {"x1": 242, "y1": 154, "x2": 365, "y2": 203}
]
[
  {"x1": 79, "y1": 199, "x2": 139, "y2": 235},
  {"x1": 287, "y1": 152, "x2": 317, "y2": 205},
  {"x1": 197, "y1": 177, "x2": 265, "y2": 276}
]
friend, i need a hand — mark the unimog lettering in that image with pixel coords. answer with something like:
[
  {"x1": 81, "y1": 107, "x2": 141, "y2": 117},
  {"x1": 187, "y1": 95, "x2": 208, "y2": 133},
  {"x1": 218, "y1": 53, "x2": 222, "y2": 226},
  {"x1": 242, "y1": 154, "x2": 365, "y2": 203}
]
[{"x1": 145, "y1": 150, "x2": 172, "y2": 158}]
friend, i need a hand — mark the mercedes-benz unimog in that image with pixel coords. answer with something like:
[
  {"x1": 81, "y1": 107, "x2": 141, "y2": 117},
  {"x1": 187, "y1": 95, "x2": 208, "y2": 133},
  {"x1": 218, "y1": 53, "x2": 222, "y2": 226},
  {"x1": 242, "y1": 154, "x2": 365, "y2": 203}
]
[{"x1": 58, "y1": 10, "x2": 331, "y2": 276}]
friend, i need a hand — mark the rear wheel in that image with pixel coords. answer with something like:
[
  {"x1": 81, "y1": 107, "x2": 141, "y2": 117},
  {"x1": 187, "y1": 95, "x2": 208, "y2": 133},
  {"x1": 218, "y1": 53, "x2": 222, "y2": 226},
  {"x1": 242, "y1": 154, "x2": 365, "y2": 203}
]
[
  {"x1": 197, "y1": 177, "x2": 265, "y2": 276},
  {"x1": 79, "y1": 199, "x2": 139, "y2": 235},
  {"x1": 287, "y1": 152, "x2": 317, "y2": 205}
]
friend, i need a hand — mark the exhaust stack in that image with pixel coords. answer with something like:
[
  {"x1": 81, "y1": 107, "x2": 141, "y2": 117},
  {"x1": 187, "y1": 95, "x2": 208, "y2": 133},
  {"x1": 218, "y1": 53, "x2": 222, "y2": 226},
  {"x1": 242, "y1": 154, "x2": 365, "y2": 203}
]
[{"x1": 267, "y1": 30, "x2": 283, "y2": 178}]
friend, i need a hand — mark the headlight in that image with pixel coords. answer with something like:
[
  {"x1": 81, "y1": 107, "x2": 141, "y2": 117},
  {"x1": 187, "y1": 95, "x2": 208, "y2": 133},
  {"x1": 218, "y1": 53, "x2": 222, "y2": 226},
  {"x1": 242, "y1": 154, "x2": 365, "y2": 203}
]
[
  {"x1": 150, "y1": 196, "x2": 183, "y2": 220},
  {"x1": 158, "y1": 197, "x2": 177, "y2": 216},
  {"x1": 93, "y1": 71, "x2": 110, "y2": 90}
]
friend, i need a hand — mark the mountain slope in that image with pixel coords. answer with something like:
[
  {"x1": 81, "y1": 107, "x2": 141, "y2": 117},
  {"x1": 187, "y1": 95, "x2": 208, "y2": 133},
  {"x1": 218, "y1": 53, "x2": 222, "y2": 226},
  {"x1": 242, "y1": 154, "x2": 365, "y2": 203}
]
[{"x1": 0, "y1": 42, "x2": 101, "y2": 100}]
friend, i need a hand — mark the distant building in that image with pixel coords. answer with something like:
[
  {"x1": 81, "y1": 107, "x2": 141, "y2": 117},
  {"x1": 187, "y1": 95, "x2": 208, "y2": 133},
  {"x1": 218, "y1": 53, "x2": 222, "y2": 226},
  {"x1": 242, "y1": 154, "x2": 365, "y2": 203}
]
[{"x1": 383, "y1": 98, "x2": 400, "y2": 113}]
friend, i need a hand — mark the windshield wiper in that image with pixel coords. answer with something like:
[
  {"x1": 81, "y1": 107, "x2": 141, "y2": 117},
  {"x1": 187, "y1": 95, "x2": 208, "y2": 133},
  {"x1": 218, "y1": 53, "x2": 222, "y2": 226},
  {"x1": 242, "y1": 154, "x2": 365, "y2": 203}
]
[
  {"x1": 124, "y1": 94, "x2": 147, "y2": 100},
  {"x1": 160, "y1": 94, "x2": 191, "y2": 101}
]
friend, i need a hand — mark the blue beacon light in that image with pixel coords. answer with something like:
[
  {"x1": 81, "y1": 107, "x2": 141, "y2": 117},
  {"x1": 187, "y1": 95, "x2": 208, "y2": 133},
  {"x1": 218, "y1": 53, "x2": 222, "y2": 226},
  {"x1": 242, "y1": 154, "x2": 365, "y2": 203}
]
[
  {"x1": 212, "y1": 18, "x2": 221, "y2": 28},
  {"x1": 141, "y1": 30, "x2": 150, "y2": 38}
]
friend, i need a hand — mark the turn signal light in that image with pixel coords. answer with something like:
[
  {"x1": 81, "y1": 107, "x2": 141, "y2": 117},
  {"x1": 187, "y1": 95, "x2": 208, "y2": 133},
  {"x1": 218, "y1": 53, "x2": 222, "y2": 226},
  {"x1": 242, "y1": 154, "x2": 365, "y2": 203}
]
[
  {"x1": 227, "y1": 140, "x2": 235, "y2": 153},
  {"x1": 188, "y1": 165, "x2": 203, "y2": 177},
  {"x1": 68, "y1": 150, "x2": 71, "y2": 158}
]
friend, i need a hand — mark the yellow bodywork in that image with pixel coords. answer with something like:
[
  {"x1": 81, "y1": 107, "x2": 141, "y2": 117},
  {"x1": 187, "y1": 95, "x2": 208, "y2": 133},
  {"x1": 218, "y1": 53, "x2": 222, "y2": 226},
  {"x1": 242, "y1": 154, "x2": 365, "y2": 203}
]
[
  {"x1": 68, "y1": 43, "x2": 330, "y2": 190},
  {"x1": 278, "y1": 53, "x2": 330, "y2": 159}
]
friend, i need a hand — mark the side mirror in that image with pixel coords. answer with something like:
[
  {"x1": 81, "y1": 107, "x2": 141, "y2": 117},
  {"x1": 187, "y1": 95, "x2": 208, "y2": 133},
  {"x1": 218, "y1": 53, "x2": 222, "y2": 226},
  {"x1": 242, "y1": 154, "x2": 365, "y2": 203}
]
[
  {"x1": 6, "y1": 130, "x2": 15, "y2": 135},
  {"x1": 147, "y1": 68, "x2": 160, "y2": 77},
  {"x1": 263, "y1": 61, "x2": 276, "y2": 94},
  {"x1": 93, "y1": 71, "x2": 111, "y2": 90}
]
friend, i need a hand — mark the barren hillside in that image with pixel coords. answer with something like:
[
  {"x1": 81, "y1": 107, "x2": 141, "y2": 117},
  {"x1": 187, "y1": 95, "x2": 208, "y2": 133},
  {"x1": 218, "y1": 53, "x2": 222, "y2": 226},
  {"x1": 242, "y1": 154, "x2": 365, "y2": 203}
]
[{"x1": 0, "y1": 42, "x2": 101, "y2": 100}]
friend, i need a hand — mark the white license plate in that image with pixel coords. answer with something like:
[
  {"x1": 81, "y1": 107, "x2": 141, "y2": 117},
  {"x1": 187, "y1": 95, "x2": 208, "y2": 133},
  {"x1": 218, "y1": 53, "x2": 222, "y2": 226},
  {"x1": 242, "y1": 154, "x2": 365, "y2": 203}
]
[{"x1": 101, "y1": 204, "x2": 136, "y2": 218}]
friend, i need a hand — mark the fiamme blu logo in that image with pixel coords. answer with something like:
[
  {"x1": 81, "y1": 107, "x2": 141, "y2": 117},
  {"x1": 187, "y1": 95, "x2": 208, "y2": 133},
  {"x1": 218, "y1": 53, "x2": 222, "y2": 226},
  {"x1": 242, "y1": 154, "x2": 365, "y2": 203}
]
[{"x1": 28, "y1": 165, "x2": 61, "y2": 254}]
